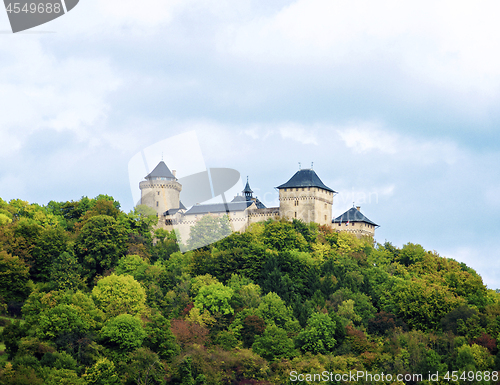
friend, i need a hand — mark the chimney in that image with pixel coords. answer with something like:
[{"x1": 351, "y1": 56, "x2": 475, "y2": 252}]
[
  {"x1": 172, "y1": 170, "x2": 176, "y2": 177},
  {"x1": 356, "y1": 206, "x2": 361, "y2": 211}
]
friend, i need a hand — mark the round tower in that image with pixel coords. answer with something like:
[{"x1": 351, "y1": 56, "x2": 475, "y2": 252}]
[{"x1": 139, "y1": 161, "x2": 181, "y2": 217}]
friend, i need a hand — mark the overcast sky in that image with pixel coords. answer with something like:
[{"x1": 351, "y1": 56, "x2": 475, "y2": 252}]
[{"x1": 1, "y1": 1, "x2": 500, "y2": 287}]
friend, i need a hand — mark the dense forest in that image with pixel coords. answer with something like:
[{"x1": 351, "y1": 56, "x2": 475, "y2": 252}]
[{"x1": 0, "y1": 195, "x2": 499, "y2": 384}]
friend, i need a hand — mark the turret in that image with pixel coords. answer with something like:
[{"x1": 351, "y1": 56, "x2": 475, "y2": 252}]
[{"x1": 139, "y1": 161, "x2": 182, "y2": 217}]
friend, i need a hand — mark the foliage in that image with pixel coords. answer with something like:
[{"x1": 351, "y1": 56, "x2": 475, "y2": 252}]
[
  {"x1": 252, "y1": 324, "x2": 295, "y2": 361},
  {"x1": 75, "y1": 215, "x2": 128, "y2": 281},
  {"x1": 187, "y1": 215, "x2": 231, "y2": 250},
  {"x1": 0, "y1": 251, "x2": 31, "y2": 307},
  {"x1": 296, "y1": 312, "x2": 338, "y2": 354},
  {"x1": 1, "y1": 193, "x2": 500, "y2": 381},
  {"x1": 49, "y1": 252, "x2": 84, "y2": 291},
  {"x1": 100, "y1": 314, "x2": 146, "y2": 352},
  {"x1": 92, "y1": 274, "x2": 146, "y2": 319},
  {"x1": 194, "y1": 282, "x2": 234, "y2": 316},
  {"x1": 83, "y1": 357, "x2": 120, "y2": 385}
]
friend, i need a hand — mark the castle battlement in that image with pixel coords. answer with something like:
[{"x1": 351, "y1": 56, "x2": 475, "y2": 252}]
[{"x1": 139, "y1": 162, "x2": 379, "y2": 243}]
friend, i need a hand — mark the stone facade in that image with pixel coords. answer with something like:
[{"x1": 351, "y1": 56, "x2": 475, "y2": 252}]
[
  {"x1": 278, "y1": 187, "x2": 334, "y2": 226},
  {"x1": 139, "y1": 162, "x2": 378, "y2": 243}
]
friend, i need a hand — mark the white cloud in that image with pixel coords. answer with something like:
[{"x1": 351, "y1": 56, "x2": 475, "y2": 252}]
[
  {"x1": 0, "y1": 38, "x2": 121, "y2": 158},
  {"x1": 337, "y1": 123, "x2": 460, "y2": 165},
  {"x1": 218, "y1": 0, "x2": 500, "y2": 97},
  {"x1": 279, "y1": 124, "x2": 318, "y2": 145}
]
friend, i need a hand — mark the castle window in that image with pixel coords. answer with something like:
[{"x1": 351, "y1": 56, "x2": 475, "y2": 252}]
[
  {"x1": 324, "y1": 215, "x2": 327, "y2": 221},
  {"x1": 157, "y1": 192, "x2": 160, "y2": 195},
  {"x1": 156, "y1": 202, "x2": 159, "y2": 207},
  {"x1": 295, "y1": 212, "x2": 297, "y2": 218}
]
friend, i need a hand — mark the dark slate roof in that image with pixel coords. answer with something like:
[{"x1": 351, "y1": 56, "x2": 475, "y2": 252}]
[
  {"x1": 243, "y1": 179, "x2": 253, "y2": 194},
  {"x1": 231, "y1": 194, "x2": 267, "y2": 209},
  {"x1": 332, "y1": 207, "x2": 378, "y2": 226},
  {"x1": 145, "y1": 161, "x2": 175, "y2": 180},
  {"x1": 164, "y1": 208, "x2": 182, "y2": 216},
  {"x1": 164, "y1": 201, "x2": 186, "y2": 216},
  {"x1": 184, "y1": 201, "x2": 254, "y2": 215},
  {"x1": 276, "y1": 169, "x2": 336, "y2": 193},
  {"x1": 231, "y1": 195, "x2": 246, "y2": 202}
]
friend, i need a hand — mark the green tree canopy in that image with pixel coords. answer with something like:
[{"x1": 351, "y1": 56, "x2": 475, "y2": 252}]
[
  {"x1": 75, "y1": 215, "x2": 128, "y2": 281},
  {"x1": 91, "y1": 274, "x2": 146, "y2": 319},
  {"x1": 186, "y1": 215, "x2": 231, "y2": 251},
  {"x1": 101, "y1": 314, "x2": 146, "y2": 352},
  {"x1": 296, "y1": 312, "x2": 338, "y2": 354},
  {"x1": 194, "y1": 282, "x2": 234, "y2": 316}
]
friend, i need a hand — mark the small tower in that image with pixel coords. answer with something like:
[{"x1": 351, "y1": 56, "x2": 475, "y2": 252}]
[
  {"x1": 332, "y1": 205, "x2": 378, "y2": 237},
  {"x1": 243, "y1": 177, "x2": 253, "y2": 200},
  {"x1": 277, "y1": 167, "x2": 336, "y2": 225},
  {"x1": 139, "y1": 161, "x2": 182, "y2": 217}
]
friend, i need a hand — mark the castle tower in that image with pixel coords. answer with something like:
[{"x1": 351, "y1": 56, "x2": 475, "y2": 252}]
[
  {"x1": 332, "y1": 206, "x2": 379, "y2": 237},
  {"x1": 277, "y1": 167, "x2": 336, "y2": 225},
  {"x1": 139, "y1": 161, "x2": 182, "y2": 217},
  {"x1": 243, "y1": 177, "x2": 253, "y2": 199}
]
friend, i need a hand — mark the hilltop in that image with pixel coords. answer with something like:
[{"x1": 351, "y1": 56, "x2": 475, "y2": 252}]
[{"x1": 0, "y1": 195, "x2": 499, "y2": 384}]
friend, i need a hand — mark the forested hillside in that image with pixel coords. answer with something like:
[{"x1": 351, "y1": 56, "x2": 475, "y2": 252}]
[{"x1": 0, "y1": 195, "x2": 499, "y2": 384}]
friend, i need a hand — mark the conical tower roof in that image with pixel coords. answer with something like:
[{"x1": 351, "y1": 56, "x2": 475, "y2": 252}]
[
  {"x1": 243, "y1": 177, "x2": 253, "y2": 194},
  {"x1": 145, "y1": 161, "x2": 175, "y2": 180}
]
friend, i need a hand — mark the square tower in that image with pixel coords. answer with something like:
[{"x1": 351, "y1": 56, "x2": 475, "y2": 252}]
[{"x1": 277, "y1": 168, "x2": 336, "y2": 226}]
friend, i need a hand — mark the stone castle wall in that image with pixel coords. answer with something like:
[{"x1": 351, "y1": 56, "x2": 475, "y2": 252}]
[
  {"x1": 140, "y1": 180, "x2": 181, "y2": 218},
  {"x1": 333, "y1": 220, "x2": 376, "y2": 237},
  {"x1": 278, "y1": 187, "x2": 334, "y2": 226}
]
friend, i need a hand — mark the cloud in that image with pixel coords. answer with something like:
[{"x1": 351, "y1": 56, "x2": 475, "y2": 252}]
[
  {"x1": 218, "y1": 0, "x2": 500, "y2": 98},
  {"x1": 337, "y1": 123, "x2": 460, "y2": 165},
  {"x1": 279, "y1": 123, "x2": 318, "y2": 145},
  {"x1": 0, "y1": 38, "x2": 121, "y2": 158}
]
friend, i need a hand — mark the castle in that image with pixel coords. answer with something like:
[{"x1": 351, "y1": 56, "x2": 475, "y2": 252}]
[{"x1": 139, "y1": 161, "x2": 378, "y2": 243}]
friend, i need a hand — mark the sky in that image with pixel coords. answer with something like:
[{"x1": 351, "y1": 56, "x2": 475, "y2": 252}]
[{"x1": 1, "y1": 1, "x2": 500, "y2": 287}]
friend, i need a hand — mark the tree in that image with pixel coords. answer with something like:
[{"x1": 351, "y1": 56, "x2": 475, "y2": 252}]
[
  {"x1": 240, "y1": 315, "x2": 266, "y2": 348},
  {"x1": 30, "y1": 226, "x2": 69, "y2": 282},
  {"x1": 251, "y1": 325, "x2": 295, "y2": 361},
  {"x1": 92, "y1": 274, "x2": 146, "y2": 319},
  {"x1": 263, "y1": 220, "x2": 308, "y2": 252},
  {"x1": 1, "y1": 320, "x2": 27, "y2": 359},
  {"x1": 49, "y1": 252, "x2": 84, "y2": 291},
  {"x1": 382, "y1": 277, "x2": 460, "y2": 330},
  {"x1": 123, "y1": 348, "x2": 164, "y2": 385},
  {"x1": 75, "y1": 215, "x2": 128, "y2": 281},
  {"x1": 396, "y1": 242, "x2": 426, "y2": 266},
  {"x1": 186, "y1": 215, "x2": 231, "y2": 251},
  {"x1": 0, "y1": 251, "x2": 30, "y2": 307},
  {"x1": 194, "y1": 282, "x2": 234, "y2": 316},
  {"x1": 296, "y1": 312, "x2": 337, "y2": 354},
  {"x1": 36, "y1": 304, "x2": 90, "y2": 341},
  {"x1": 82, "y1": 357, "x2": 120, "y2": 385},
  {"x1": 256, "y1": 292, "x2": 294, "y2": 328},
  {"x1": 143, "y1": 311, "x2": 180, "y2": 360},
  {"x1": 101, "y1": 314, "x2": 146, "y2": 352}
]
